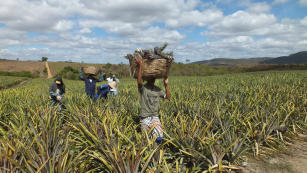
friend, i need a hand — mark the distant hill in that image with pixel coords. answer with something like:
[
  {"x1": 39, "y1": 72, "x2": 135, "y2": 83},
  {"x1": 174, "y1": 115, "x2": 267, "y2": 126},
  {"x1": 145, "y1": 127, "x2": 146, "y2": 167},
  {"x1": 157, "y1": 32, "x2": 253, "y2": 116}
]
[
  {"x1": 261, "y1": 51, "x2": 307, "y2": 64},
  {"x1": 0, "y1": 51, "x2": 306, "y2": 79},
  {"x1": 193, "y1": 51, "x2": 307, "y2": 66},
  {"x1": 193, "y1": 57, "x2": 272, "y2": 66}
]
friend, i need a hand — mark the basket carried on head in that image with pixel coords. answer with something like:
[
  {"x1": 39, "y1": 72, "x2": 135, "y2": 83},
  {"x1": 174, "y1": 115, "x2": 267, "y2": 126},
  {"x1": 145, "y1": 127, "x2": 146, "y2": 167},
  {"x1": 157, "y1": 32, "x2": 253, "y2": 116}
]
[
  {"x1": 127, "y1": 56, "x2": 173, "y2": 80},
  {"x1": 83, "y1": 66, "x2": 98, "y2": 75},
  {"x1": 125, "y1": 43, "x2": 174, "y2": 80}
]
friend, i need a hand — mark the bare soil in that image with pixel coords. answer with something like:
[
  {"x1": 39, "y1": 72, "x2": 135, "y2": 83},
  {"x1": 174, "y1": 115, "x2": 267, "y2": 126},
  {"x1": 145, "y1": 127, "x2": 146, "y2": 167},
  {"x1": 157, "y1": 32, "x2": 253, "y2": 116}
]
[
  {"x1": 45, "y1": 62, "x2": 53, "y2": 78},
  {"x1": 0, "y1": 60, "x2": 45, "y2": 77},
  {"x1": 241, "y1": 133, "x2": 307, "y2": 173}
]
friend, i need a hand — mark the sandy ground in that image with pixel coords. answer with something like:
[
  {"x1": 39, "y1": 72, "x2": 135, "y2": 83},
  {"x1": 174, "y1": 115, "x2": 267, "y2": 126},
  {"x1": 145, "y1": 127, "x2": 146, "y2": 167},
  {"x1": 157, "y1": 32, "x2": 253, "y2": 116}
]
[
  {"x1": 45, "y1": 62, "x2": 53, "y2": 78},
  {"x1": 241, "y1": 133, "x2": 307, "y2": 173}
]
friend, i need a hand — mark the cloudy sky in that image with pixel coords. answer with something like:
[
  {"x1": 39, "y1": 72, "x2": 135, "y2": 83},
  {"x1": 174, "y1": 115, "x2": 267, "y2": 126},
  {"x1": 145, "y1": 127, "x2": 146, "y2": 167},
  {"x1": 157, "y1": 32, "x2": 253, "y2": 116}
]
[{"x1": 0, "y1": 0, "x2": 306, "y2": 63}]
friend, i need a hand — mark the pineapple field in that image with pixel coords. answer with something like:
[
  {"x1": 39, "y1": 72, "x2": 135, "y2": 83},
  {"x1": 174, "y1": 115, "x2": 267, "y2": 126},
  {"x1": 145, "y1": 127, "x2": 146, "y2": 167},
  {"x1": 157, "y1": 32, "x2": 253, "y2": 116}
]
[{"x1": 0, "y1": 71, "x2": 306, "y2": 172}]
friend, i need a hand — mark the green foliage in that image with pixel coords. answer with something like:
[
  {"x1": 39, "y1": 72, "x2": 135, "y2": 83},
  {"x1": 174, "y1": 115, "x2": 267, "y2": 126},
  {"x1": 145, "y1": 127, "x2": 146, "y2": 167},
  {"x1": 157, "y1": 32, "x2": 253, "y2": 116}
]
[
  {"x1": 41, "y1": 57, "x2": 48, "y2": 62},
  {"x1": 105, "y1": 63, "x2": 112, "y2": 69},
  {"x1": 169, "y1": 63, "x2": 307, "y2": 76},
  {"x1": 43, "y1": 67, "x2": 47, "y2": 74},
  {"x1": 243, "y1": 64, "x2": 307, "y2": 72},
  {"x1": 57, "y1": 66, "x2": 79, "y2": 80},
  {"x1": 48, "y1": 61, "x2": 307, "y2": 79},
  {"x1": 170, "y1": 63, "x2": 239, "y2": 76},
  {"x1": 0, "y1": 70, "x2": 39, "y2": 78},
  {"x1": 0, "y1": 76, "x2": 27, "y2": 89},
  {"x1": 31, "y1": 70, "x2": 40, "y2": 78},
  {"x1": 0, "y1": 71, "x2": 306, "y2": 172}
]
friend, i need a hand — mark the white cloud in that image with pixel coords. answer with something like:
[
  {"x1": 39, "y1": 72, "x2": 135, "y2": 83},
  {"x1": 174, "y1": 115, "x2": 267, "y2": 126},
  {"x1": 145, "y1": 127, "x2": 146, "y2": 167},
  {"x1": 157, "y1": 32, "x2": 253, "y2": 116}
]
[
  {"x1": 299, "y1": 0, "x2": 307, "y2": 6},
  {"x1": 77, "y1": 0, "x2": 221, "y2": 35},
  {"x1": 272, "y1": 0, "x2": 288, "y2": 5},
  {"x1": 247, "y1": 2, "x2": 271, "y2": 13},
  {"x1": 174, "y1": 35, "x2": 306, "y2": 61},
  {"x1": 79, "y1": 20, "x2": 145, "y2": 37},
  {"x1": 78, "y1": 0, "x2": 183, "y2": 23},
  {"x1": 202, "y1": 14, "x2": 307, "y2": 51},
  {"x1": 258, "y1": 38, "x2": 289, "y2": 48},
  {"x1": 127, "y1": 27, "x2": 184, "y2": 45},
  {"x1": 53, "y1": 20, "x2": 74, "y2": 32},
  {"x1": 0, "y1": 0, "x2": 81, "y2": 33},
  {"x1": 205, "y1": 11, "x2": 276, "y2": 37},
  {"x1": 301, "y1": 17, "x2": 307, "y2": 26},
  {"x1": 0, "y1": 28, "x2": 27, "y2": 48},
  {"x1": 0, "y1": 28, "x2": 25, "y2": 40},
  {"x1": 0, "y1": 47, "x2": 51, "y2": 61},
  {"x1": 165, "y1": 9, "x2": 223, "y2": 28},
  {"x1": 79, "y1": 28, "x2": 92, "y2": 34},
  {"x1": 0, "y1": 0, "x2": 306, "y2": 63},
  {"x1": 79, "y1": 19, "x2": 184, "y2": 45}
]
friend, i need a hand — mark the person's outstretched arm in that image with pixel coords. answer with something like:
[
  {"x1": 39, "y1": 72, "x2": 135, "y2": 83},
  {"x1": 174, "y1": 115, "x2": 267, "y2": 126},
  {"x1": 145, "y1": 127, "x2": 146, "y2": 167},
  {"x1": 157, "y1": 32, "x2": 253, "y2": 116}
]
[
  {"x1": 136, "y1": 57, "x2": 143, "y2": 89},
  {"x1": 97, "y1": 73, "x2": 106, "y2": 82},
  {"x1": 79, "y1": 68, "x2": 85, "y2": 81},
  {"x1": 164, "y1": 77, "x2": 170, "y2": 100}
]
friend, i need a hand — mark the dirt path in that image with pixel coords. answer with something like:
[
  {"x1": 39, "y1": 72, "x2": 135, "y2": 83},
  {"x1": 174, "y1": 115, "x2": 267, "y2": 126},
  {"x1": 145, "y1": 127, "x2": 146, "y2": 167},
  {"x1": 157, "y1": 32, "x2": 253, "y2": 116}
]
[
  {"x1": 1, "y1": 79, "x2": 28, "y2": 90},
  {"x1": 13, "y1": 80, "x2": 28, "y2": 88},
  {"x1": 45, "y1": 62, "x2": 53, "y2": 78},
  {"x1": 241, "y1": 132, "x2": 307, "y2": 173}
]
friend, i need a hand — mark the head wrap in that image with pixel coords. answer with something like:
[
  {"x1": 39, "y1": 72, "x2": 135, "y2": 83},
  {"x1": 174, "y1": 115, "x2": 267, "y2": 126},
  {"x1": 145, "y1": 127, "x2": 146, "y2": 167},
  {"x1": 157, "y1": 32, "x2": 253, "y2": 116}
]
[{"x1": 51, "y1": 77, "x2": 65, "y2": 93}]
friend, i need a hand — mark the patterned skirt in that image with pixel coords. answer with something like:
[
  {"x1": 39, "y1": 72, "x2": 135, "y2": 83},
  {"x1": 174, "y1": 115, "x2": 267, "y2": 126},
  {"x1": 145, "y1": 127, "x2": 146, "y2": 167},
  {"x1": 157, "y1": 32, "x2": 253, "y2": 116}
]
[{"x1": 140, "y1": 116, "x2": 164, "y2": 138}]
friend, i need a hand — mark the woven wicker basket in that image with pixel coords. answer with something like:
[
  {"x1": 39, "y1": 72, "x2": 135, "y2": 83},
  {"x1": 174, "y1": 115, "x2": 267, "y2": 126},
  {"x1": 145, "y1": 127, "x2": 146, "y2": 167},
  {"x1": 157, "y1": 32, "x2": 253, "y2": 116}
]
[
  {"x1": 128, "y1": 57, "x2": 173, "y2": 80},
  {"x1": 83, "y1": 66, "x2": 98, "y2": 75}
]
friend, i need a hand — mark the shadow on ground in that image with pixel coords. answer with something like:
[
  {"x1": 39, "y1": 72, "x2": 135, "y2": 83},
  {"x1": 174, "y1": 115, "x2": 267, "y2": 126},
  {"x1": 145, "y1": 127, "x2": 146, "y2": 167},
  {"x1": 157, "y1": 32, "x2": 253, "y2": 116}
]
[{"x1": 241, "y1": 132, "x2": 307, "y2": 173}]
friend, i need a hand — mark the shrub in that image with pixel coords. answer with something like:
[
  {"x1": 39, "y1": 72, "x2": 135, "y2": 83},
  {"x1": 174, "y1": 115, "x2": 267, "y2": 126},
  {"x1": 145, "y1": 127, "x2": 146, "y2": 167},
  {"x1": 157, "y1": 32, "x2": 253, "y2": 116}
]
[
  {"x1": 43, "y1": 67, "x2": 47, "y2": 74},
  {"x1": 0, "y1": 71, "x2": 38, "y2": 78},
  {"x1": 57, "y1": 66, "x2": 79, "y2": 80}
]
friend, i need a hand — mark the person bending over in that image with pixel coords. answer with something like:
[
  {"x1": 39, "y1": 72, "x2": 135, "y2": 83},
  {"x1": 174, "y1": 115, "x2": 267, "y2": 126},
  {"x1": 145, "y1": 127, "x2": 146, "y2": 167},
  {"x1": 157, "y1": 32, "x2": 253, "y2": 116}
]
[{"x1": 49, "y1": 77, "x2": 66, "y2": 112}]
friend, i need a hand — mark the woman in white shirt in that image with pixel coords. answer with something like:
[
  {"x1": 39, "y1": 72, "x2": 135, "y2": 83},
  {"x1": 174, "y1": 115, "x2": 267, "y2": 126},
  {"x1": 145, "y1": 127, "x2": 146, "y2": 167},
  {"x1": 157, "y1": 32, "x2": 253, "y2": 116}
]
[{"x1": 107, "y1": 72, "x2": 120, "y2": 96}]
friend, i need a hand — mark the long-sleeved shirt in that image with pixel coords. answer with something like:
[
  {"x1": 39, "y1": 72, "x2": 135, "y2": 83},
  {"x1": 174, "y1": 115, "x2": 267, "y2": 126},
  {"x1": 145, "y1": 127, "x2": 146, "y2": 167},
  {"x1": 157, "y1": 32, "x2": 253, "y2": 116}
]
[
  {"x1": 49, "y1": 83, "x2": 65, "y2": 101},
  {"x1": 94, "y1": 84, "x2": 110, "y2": 100},
  {"x1": 49, "y1": 88, "x2": 65, "y2": 98},
  {"x1": 79, "y1": 69, "x2": 106, "y2": 97}
]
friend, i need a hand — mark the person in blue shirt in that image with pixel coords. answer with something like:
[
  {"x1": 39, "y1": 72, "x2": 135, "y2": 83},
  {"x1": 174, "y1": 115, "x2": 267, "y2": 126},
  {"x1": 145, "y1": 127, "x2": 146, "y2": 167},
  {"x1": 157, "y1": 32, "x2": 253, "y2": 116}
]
[
  {"x1": 79, "y1": 67, "x2": 106, "y2": 98},
  {"x1": 95, "y1": 84, "x2": 110, "y2": 100}
]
